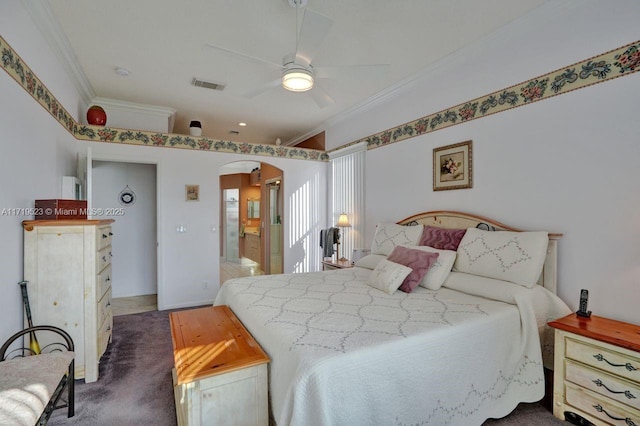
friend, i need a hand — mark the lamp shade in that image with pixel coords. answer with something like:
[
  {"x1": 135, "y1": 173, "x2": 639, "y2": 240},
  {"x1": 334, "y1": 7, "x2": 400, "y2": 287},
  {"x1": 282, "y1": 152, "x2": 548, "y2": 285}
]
[{"x1": 337, "y1": 213, "x2": 351, "y2": 227}]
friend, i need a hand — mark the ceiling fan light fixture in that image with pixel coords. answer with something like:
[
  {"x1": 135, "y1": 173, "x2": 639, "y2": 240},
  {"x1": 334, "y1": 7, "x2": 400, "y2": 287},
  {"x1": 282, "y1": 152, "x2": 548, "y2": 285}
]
[{"x1": 282, "y1": 67, "x2": 314, "y2": 92}]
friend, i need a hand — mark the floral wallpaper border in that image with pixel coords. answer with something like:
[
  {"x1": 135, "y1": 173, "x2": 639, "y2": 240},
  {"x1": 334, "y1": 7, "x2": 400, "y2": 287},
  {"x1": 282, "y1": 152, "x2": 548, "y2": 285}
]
[
  {"x1": 0, "y1": 35, "x2": 328, "y2": 162},
  {"x1": 331, "y1": 40, "x2": 639, "y2": 154},
  {"x1": 2, "y1": 35, "x2": 638, "y2": 161}
]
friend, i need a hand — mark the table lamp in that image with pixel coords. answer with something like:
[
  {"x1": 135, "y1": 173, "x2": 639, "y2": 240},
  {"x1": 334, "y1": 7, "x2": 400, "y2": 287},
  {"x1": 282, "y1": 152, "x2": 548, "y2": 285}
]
[{"x1": 336, "y1": 213, "x2": 351, "y2": 262}]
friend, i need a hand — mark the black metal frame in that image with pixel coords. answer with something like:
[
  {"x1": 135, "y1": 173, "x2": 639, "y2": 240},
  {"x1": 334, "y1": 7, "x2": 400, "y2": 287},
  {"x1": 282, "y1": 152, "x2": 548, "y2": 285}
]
[{"x1": 0, "y1": 325, "x2": 75, "y2": 424}]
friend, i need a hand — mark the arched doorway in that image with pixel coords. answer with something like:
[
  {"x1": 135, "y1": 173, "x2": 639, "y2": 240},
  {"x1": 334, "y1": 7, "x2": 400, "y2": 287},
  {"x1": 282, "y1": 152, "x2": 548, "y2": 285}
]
[{"x1": 219, "y1": 161, "x2": 283, "y2": 284}]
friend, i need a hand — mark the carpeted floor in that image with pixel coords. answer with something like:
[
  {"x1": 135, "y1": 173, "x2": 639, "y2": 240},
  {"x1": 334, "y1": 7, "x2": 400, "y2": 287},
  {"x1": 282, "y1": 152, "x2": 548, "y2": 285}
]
[{"x1": 49, "y1": 309, "x2": 567, "y2": 425}]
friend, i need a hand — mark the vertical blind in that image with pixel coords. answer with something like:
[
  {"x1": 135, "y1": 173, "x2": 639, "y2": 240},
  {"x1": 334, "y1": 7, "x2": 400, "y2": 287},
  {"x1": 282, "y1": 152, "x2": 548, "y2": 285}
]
[{"x1": 329, "y1": 142, "x2": 366, "y2": 262}]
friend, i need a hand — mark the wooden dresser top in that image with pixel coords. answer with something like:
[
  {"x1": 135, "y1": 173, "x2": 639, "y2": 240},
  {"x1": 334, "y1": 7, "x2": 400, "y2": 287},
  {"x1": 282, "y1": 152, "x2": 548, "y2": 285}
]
[
  {"x1": 548, "y1": 313, "x2": 640, "y2": 353},
  {"x1": 170, "y1": 305, "x2": 269, "y2": 385}
]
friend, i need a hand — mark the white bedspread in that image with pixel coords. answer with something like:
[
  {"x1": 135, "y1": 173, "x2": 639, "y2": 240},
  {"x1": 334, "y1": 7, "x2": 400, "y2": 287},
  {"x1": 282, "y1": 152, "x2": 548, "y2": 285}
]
[{"x1": 214, "y1": 268, "x2": 570, "y2": 426}]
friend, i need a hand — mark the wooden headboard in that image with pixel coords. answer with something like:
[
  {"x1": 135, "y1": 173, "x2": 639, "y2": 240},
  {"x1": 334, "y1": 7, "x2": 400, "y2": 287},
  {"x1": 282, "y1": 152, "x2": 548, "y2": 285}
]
[{"x1": 396, "y1": 210, "x2": 562, "y2": 294}]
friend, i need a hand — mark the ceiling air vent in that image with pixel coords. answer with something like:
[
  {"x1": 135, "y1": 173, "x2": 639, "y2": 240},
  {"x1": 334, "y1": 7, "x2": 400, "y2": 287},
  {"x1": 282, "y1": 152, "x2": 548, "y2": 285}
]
[{"x1": 191, "y1": 78, "x2": 226, "y2": 91}]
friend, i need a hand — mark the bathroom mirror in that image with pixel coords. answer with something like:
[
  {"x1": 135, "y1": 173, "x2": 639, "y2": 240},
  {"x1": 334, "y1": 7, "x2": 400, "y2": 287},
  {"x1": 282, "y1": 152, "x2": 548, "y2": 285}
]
[{"x1": 247, "y1": 199, "x2": 260, "y2": 218}]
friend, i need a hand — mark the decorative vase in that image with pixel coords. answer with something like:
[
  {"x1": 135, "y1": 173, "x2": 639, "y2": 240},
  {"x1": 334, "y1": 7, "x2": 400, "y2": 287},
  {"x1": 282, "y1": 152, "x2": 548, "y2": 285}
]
[
  {"x1": 87, "y1": 105, "x2": 107, "y2": 125},
  {"x1": 189, "y1": 120, "x2": 202, "y2": 136}
]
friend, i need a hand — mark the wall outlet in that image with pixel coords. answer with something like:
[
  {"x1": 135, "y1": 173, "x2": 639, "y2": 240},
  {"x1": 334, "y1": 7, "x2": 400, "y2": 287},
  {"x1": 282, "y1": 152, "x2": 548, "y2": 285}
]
[{"x1": 202, "y1": 281, "x2": 208, "y2": 290}]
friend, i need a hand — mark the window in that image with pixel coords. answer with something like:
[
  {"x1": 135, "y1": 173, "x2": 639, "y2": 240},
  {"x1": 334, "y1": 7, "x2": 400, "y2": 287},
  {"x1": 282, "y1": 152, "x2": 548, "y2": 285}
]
[{"x1": 329, "y1": 142, "x2": 366, "y2": 262}]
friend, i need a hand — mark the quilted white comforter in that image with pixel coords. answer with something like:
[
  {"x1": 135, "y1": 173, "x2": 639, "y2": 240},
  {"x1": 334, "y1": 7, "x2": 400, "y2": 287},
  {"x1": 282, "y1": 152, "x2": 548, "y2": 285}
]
[{"x1": 214, "y1": 268, "x2": 570, "y2": 426}]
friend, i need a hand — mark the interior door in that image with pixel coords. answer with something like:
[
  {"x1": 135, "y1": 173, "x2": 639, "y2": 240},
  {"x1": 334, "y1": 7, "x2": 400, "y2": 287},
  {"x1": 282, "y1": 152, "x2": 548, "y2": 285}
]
[
  {"x1": 223, "y1": 189, "x2": 240, "y2": 262},
  {"x1": 265, "y1": 179, "x2": 283, "y2": 274}
]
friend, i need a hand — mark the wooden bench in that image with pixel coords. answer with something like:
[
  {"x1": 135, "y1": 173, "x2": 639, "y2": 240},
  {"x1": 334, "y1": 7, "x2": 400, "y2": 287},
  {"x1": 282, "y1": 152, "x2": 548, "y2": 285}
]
[
  {"x1": 0, "y1": 325, "x2": 74, "y2": 425},
  {"x1": 170, "y1": 305, "x2": 270, "y2": 426}
]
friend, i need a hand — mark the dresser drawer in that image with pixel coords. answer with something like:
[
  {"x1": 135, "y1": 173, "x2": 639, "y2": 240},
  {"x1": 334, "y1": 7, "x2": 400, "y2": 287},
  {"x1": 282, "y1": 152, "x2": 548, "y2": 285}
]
[
  {"x1": 97, "y1": 226, "x2": 113, "y2": 250},
  {"x1": 98, "y1": 287, "x2": 112, "y2": 330},
  {"x1": 97, "y1": 245, "x2": 112, "y2": 273},
  {"x1": 566, "y1": 337, "x2": 640, "y2": 384},
  {"x1": 566, "y1": 383, "x2": 640, "y2": 426},
  {"x1": 97, "y1": 264, "x2": 112, "y2": 299},
  {"x1": 98, "y1": 312, "x2": 113, "y2": 358},
  {"x1": 566, "y1": 360, "x2": 640, "y2": 412}
]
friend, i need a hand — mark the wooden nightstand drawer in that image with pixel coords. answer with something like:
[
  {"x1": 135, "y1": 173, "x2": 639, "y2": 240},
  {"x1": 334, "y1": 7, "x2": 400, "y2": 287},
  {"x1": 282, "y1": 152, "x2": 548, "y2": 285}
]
[
  {"x1": 550, "y1": 314, "x2": 640, "y2": 425},
  {"x1": 566, "y1": 337, "x2": 640, "y2": 384},
  {"x1": 566, "y1": 360, "x2": 640, "y2": 412},
  {"x1": 565, "y1": 382, "x2": 640, "y2": 426}
]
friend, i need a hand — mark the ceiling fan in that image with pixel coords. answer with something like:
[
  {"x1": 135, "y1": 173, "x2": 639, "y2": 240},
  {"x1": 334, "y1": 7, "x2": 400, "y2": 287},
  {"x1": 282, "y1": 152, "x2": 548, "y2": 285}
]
[{"x1": 204, "y1": 0, "x2": 389, "y2": 108}]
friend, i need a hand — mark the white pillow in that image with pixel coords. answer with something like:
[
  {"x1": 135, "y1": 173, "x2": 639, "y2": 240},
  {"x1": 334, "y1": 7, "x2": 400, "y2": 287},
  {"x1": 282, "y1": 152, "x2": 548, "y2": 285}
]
[
  {"x1": 354, "y1": 254, "x2": 386, "y2": 270},
  {"x1": 370, "y1": 223, "x2": 424, "y2": 256},
  {"x1": 366, "y1": 259, "x2": 413, "y2": 295},
  {"x1": 453, "y1": 228, "x2": 548, "y2": 288},
  {"x1": 400, "y1": 245, "x2": 457, "y2": 290}
]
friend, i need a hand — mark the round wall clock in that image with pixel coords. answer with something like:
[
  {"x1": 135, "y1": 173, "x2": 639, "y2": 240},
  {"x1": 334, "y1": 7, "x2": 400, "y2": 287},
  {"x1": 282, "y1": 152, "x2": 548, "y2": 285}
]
[{"x1": 119, "y1": 185, "x2": 136, "y2": 206}]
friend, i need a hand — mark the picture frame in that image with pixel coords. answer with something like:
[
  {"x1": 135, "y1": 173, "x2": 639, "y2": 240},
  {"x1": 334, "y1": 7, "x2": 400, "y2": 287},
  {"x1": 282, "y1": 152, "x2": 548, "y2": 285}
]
[
  {"x1": 433, "y1": 140, "x2": 473, "y2": 191},
  {"x1": 185, "y1": 184, "x2": 199, "y2": 201}
]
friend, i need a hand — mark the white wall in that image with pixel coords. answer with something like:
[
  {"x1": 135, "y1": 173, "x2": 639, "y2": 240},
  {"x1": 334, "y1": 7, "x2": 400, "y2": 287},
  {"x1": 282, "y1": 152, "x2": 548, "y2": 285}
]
[
  {"x1": 0, "y1": 2, "x2": 327, "y2": 341},
  {"x1": 92, "y1": 161, "x2": 157, "y2": 298},
  {"x1": 0, "y1": 2, "x2": 83, "y2": 342},
  {"x1": 85, "y1": 141, "x2": 327, "y2": 310},
  {"x1": 325, "y1": 0, "x2": 640, "y2": 324}
]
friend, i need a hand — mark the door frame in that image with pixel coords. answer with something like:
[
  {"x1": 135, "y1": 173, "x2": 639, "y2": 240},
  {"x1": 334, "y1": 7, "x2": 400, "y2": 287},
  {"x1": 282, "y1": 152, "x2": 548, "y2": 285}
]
[{"x1": 86, "y1": 150, "x2": 164, "y2": 309}]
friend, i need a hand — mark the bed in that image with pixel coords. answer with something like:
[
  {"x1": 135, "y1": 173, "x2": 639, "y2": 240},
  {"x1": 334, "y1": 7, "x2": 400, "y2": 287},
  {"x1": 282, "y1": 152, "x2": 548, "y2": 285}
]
[{"x1": 214, "y1": 211, "x2": 571, "y2": 425}]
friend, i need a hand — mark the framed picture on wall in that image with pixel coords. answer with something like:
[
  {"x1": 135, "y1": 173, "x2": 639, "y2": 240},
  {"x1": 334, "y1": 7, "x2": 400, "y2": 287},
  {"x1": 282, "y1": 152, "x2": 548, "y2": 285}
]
[
  {"x1": 185, "y1": 184, "x2": 199, "y2": 201},
  {"x1": 433, "y1": 140, "x2": 473, "y2": 191}
]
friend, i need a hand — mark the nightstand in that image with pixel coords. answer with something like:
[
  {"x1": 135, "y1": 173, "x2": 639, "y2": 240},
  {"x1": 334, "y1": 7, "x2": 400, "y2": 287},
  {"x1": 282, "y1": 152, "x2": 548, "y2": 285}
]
[
  {"x1": 321, "y1": 259, "x2": 353, "y2": 271},
  {"x1": 548, "y1": 314, "x2": 640, "y2": 426}
]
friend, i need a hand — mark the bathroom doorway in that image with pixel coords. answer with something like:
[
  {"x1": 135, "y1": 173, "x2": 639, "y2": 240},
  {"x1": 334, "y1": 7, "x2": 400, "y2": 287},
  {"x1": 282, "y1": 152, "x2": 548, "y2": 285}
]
[{"x1": 219, "y1": 161, "x2": 283, "y2": 284}]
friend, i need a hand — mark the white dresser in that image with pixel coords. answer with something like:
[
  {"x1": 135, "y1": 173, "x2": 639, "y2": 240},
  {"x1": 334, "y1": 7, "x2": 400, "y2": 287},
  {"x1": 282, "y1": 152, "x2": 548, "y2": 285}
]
[
  {"x1": 23, "y1": 219, "x2": 114, "y2": 383},
  {"x1": 549, "y1": 314, "x2": 640, "y2": 426}
]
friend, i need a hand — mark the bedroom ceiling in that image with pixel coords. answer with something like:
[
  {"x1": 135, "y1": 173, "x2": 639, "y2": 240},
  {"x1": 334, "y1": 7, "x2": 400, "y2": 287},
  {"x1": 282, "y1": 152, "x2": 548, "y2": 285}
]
[{"x1": 35, "y1": 0, "x2": 548, "y2": 145}]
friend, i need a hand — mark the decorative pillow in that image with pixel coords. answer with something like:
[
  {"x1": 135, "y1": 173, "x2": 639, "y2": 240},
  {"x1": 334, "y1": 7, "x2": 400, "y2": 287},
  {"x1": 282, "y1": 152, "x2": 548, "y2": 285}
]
[
  {"x1": 419, "y1": 226, "x2": 467, "y2": 250},
  {"x1": 387, "y1": 246, "x2": 440, "y2": 293},
  {"x1": 453, "y1": 228, "x2": 549, "y2": 288},
  {"x1": 354, "y1": 254, "x2": 386, "y2": 270},
  {"x1": 366, "y1": 259, "x2": 413, "y2": 295},
  {"x1": 399, "y1": 245, "x2": 457, "y2": 290},
  {"x1": 370, "y1": 223, "x2": 424, "y2": 256}
]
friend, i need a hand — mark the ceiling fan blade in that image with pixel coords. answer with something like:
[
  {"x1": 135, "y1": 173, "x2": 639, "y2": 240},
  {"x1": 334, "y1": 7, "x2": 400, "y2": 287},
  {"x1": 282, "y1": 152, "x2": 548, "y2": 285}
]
[
  {"x1": 310, "y1": 84, "x2": 334, "y2": 109},
  {"x1": 314, "y1": 64, "x2": 391, "y2": 80},
  {"x1": 204, "y1": 43, "x2": 282, "y2": 69},
  {"x1": 295, "y1": 9, "x2": 333, "y2": 66},
  {"x1": 242, "y1": 78, "x2": 282, "y2": 98}
]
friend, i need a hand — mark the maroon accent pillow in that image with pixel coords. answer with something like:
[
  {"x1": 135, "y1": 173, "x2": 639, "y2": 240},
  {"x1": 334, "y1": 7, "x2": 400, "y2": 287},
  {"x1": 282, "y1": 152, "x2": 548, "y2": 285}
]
[
  {"x1": 387, "y1": 246, "x2": 439, "y2": 293},
  {"x1": 419, "y1": 226, "x2": 467, "y2": 251}
]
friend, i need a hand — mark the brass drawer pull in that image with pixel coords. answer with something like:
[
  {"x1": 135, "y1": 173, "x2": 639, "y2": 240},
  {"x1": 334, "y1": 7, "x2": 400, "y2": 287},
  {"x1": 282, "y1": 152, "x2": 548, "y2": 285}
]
[
  {"x1": 593, "y1": 354, "x2": 638, "y2": 372},
  {"x1": 592, "y1": 379, "x2": 636, "y2": 399},
  {"x1": 592, "y1": 404, "x2": 637, "y2": 425}
]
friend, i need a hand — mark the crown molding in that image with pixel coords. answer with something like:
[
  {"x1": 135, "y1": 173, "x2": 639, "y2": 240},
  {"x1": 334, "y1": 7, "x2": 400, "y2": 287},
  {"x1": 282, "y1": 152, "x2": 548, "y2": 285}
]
[
  {"x1": 92, "y1": 97, "x2": 177, "y2": 117},
  {"x1": 320, "y1": 0, "x2": 581, "y2": 133},
  {"x1": 92, "y1": 97, "x2": 177, "y2": 132},
  {"x1": 21, "y1": 0, "x2": 95, "y2": 106}
]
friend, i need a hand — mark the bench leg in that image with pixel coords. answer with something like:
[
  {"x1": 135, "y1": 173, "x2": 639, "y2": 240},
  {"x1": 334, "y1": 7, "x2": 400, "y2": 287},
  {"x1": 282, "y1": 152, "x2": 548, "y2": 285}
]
[{"x1": 68, "y1": 360, "x2": 75, "y2": 418}]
